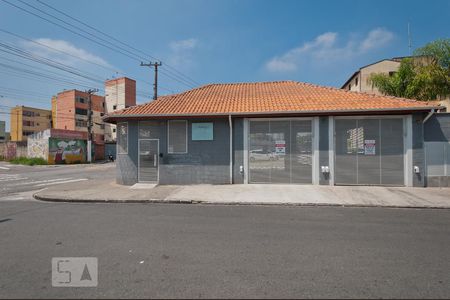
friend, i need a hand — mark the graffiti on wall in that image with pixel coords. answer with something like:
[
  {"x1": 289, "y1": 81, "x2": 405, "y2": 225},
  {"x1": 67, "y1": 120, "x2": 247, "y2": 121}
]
[
  {"x1": 5, "y1": 142, "x2": 16, "y2": 160},
  {"x1": 48, "y1": 138, "x2": 86, "y2": 164},
  {"x1": 28, "y1": 138, "x2": 48, "y2": 159}
]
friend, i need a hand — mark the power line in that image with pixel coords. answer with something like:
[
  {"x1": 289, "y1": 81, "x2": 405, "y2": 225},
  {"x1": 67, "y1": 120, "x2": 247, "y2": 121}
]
[
  {"x1": 0, "y1": 27, "x2": 175, "y2": 94},
  {"x1": 0, "y1": 42, "x2": 105, "y2": 84},
  {"x1": 36, "y1": 0, "x2": 201, "y2": 87},
  {"x1": 0, "y1": 27, "x2": 119, "y2": 73},
  {"x1": 0, "y1": 54, "x2": 101, "y2": 87},
  {"x1": 0, "y1": 0, "x2": 198, "y2": 89}
]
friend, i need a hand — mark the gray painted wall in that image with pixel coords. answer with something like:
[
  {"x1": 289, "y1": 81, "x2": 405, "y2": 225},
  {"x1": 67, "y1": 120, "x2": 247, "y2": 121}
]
[
  {"x1": 424, "y1": 113, "x2": 450, "y2": 187},
  {"x1": 160, "y1": 118, "x2": 230, "y2": 184},
  {"x1": 233, "y1": 118, "x2": 244, "y2": 184},
  {"x1": 424, "y1": 113, "x2": 450, "y2": 142},
  {"x1": 412, "y1": 113, "x2": 426, "y2": 187},
  {"x1": 116, "y1": 121, "x2": 138, "y2": 185},
  {"x1": 318, "y1": 117, "x2": 329, "y2": 185},
  {"x1": 116, "y1": 118, "x2": 232, "y2": 185}
]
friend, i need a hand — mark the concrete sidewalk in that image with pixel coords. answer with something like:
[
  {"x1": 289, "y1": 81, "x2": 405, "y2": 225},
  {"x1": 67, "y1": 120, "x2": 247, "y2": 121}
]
[{"x1": 32, "y1": 178, "x2": 450, "y2": 208}]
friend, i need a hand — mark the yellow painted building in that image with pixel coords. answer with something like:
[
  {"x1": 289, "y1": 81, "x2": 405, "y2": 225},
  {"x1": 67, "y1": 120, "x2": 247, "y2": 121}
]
[{"x1": 10, "y1": 106, "x2": 52, "y2": 142}]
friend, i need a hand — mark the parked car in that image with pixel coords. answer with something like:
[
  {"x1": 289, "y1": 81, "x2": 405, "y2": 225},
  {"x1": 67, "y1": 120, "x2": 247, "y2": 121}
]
[{"x1": 250, "y1": 149, "x2": 278, "y2": 162}]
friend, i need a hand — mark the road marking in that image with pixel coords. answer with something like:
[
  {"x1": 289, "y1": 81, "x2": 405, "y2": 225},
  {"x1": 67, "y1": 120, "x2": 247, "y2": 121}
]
[
  {"x1": 0, "y1": 166, "x2": 10, "y2": 170},
  {"x1": 1, "y1": 196, "x2": 25, "y2": 201},
  {"x1": 7, "y1": 178, "x2": 73, "y2": 187},
  {"x1": 34, "y1": 178, "x2": 88, "y2": 187},
  {"x1": 0, "y1": 175, "x2": 28, "y2": 182}
]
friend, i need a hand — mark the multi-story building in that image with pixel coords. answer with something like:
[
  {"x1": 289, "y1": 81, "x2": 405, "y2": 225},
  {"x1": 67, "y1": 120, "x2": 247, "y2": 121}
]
[
  {"x1": 341, "y1": 57, "x2": 406, "y2": 94},
  {"x1": 0, "y1": 120, "x2": 6, "y2": 142},
  {"x1": 10, "y1": 106, "x2": 52, "y2": 142},
  {"x1": 52, "y1": 89, "x2": 105, "y2": 159},
  {"x1": 342, "y1": 56, "x2": 449, "y2": 109},
  {"x1": 104, "y1": 77, "x2": 136, "y2": 142}
]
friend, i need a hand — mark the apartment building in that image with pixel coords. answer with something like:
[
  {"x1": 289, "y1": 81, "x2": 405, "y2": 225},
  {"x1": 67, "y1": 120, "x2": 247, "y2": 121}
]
[
  {"x1": 342, "y1": 56, "x2": 450, "y2": 110},
  {"x1": 341, "y1": 57, "x2": 407, "y2": 94},
  {"x1": 52, "y1": 89, "x2": 105, "y2": 159},
  {"x1": 0, "y1": 120, "x2": 6, "y2": 142},
  {"x1": 10, "y1": 106, "x2": 52, "y2": 142},
  {"x1": 104, "y1": 77, "x2": 136, "y2": 142}
]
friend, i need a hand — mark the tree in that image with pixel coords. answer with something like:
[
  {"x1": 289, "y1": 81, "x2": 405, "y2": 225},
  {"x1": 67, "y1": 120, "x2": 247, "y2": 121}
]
[{"x1": 369, "y1": 39, "x2": 450, "y2": 101}]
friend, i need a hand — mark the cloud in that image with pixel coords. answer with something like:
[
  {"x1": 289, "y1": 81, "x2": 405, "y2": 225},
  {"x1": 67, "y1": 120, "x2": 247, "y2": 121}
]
[
  {"x1": 167, "y1": 38, "x2": 198, "y2": 68},
  {"x1": 359, "y1": 28, "x2": 394, "y2": 52},
  {"x1": 266, "y1": 28, "x2": 394, "y2": 72},
  {"x1": 22, "y1": 38, "x2": 111, "y2": 67},
  {"x1": 170, "y1": 38, "x2": 198, "y2": 51}
]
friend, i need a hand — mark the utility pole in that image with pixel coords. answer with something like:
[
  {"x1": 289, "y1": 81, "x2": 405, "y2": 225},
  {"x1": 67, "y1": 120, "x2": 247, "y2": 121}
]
[
  {"x1": 86, "y1": 88, "x2": 98, "y2": 163},
  {"x1": 140, "y1": 61, "x2": 162, "y2": 100}
]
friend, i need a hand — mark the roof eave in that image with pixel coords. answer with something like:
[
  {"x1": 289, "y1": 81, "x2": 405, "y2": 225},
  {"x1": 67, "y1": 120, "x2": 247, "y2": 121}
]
[{"x1": 103, "y1": 106, "x2": 439, "y2": 123}]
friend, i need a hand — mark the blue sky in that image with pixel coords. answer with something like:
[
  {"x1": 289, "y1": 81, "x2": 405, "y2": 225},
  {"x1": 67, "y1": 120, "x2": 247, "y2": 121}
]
[{"x1": 0, "y1": 0, "x2": 449, "y2": 130}]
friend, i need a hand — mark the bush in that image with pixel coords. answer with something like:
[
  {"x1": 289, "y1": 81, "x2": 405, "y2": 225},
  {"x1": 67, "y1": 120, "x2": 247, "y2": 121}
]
[{"x1": 9, "y1": 157, "x2": 48, "y2": 166}]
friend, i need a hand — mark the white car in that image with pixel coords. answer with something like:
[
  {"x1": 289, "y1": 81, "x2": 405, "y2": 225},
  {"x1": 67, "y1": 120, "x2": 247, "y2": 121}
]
[{"x1": 250, "y1": 149, "x2": 278, "y2": 162}]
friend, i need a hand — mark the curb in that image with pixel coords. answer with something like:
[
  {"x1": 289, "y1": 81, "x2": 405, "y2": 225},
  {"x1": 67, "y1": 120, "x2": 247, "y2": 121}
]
[
  {"x1": 32, "y1": 193, "x2": 194, "y2": 204},
  {"x1": 32, "y1": 193, "x2": 450, "y2": 209}
]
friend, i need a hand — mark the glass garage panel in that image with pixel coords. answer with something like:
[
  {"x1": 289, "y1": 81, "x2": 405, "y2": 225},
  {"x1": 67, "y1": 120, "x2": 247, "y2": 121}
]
[
  {"x1": 269, "y1": 121, "x2": 290, "y2": 184},
  {"x1": 291, "y1": 121, "x2": 312, "y2": 183},
  {"x1": 334, "y1": 119, "x2": 358, "y2": 185},
  {"x1": 380, "y1": 119, "x2": 404, "y2": 185},
  {"x1": 249, "y1": 119, "x2": 312, "y2": 184},
  {"x1": 249, "y1": 121, "x2": 271, "y2": 183},
  {"x1": 334, "y1": 118, "x2": 404, "y2": 186},
  {"x1": 357, "y1": 119, "x2": 381, "y2": 185}
]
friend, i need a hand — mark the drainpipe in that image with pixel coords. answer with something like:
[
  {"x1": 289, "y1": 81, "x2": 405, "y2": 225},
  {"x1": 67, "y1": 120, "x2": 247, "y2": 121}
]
[
  {"x1": 423, "y1": 109, "x2": 435, "y2": 123},
  {"x1": 228, "y1": 114, "x2": 233, "y2": 184}
]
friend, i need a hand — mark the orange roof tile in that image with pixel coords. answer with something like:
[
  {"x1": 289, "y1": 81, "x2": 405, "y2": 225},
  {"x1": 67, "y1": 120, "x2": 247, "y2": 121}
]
[{"x1": 105, "y1": 81, "x2": 437, "y2": 120}]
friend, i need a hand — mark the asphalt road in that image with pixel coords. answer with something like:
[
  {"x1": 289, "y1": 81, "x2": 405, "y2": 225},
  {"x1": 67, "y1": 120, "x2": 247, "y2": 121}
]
[
  {"x1": 0, "y1": 163, "x2": 450, "y2": 298},
  {"x1": 0, "y1": 161, "x2": 115, "y2": 199}
]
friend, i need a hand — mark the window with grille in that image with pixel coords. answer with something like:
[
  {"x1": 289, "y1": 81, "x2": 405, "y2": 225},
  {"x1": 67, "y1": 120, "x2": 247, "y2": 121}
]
[
  {"x1": 75, "y1": 108, "x2": 88, "y2": 115},
  {"x1": 75, "y1": 119, "x2": 87, "y2": 127},
  {"x1": 168, "y1": 120, "x2": 187, "y2": 153}
]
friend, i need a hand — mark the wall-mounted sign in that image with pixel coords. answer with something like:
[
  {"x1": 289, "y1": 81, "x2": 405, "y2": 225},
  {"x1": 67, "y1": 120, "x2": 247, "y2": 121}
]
[
  {"x1": 364, "y1": 139, "x2": 376, "y2": 155},
  {"x1": 275, "y1": 140, "x2": 286, "y2": 155},
  {"x1": 192, "y1": 123, "x2": 213, "y2": 141}
]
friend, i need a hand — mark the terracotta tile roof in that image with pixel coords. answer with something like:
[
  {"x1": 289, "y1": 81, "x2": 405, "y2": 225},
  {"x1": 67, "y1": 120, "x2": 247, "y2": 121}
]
[{"x1": 106, "y1": 81, "x2": 437, "y2": 120}]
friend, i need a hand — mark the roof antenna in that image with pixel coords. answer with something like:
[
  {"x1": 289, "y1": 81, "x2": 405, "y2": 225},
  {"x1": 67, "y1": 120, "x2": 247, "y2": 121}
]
[{"x1": 408, "y1": 22, "x2": 412, "y2": 56}]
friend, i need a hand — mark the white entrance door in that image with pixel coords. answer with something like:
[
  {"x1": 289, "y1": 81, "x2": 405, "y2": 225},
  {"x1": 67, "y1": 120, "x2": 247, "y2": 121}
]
[{"x1": 138, "y1": 139, "x2": 159, "y2": 183}]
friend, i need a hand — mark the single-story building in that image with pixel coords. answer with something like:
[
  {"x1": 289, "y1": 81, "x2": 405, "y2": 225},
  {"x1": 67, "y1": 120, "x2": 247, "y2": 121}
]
[
  {"x1": 28, "y1": 128, "x2": 107, "y2": 163},
  {"x1": 104, "y1": 81, "x2": 447, "y2": 187},
  {"x1": 28, "y1": 129, "x2": 87, "y2": 164}
]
